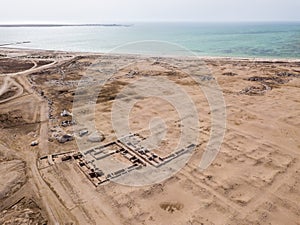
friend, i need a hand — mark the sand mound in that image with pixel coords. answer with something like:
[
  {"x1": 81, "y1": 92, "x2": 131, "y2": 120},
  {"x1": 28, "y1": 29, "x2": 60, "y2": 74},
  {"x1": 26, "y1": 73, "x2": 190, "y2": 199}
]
[{"x1": 88, "y1": 131, "x2": 105, "y2": 143}]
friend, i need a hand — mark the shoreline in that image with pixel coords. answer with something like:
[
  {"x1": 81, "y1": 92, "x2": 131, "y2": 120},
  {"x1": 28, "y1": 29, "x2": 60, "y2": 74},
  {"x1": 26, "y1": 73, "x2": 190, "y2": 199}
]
[{"x1": 1, "y1": 46, "x2": 300, "y2": 63}]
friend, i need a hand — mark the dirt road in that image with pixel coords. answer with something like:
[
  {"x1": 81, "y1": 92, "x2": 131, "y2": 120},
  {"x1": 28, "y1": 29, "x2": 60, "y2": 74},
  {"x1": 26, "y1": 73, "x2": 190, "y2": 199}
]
[{"x1": 0, "y1": 54, "x2": 80, "y2": 224}]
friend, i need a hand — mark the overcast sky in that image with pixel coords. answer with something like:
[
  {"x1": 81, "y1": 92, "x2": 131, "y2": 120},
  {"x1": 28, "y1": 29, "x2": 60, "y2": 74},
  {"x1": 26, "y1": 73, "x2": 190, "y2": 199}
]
[{"x1": 1, "y1": 0, "x2": 300, "y2": 24}]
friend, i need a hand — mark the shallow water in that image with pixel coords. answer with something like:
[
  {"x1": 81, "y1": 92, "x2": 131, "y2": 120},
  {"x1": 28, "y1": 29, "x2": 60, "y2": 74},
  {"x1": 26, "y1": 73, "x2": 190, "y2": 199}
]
[{"x1": 0, "y1": 22, "x2": 299, "y2": 58}]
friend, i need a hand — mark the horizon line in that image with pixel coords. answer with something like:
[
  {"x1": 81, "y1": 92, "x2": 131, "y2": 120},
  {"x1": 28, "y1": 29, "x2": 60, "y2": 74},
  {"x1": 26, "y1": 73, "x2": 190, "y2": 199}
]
[
  {"x1": 0, "y1": 20, "x2": 300, "y2": 26},
  {"x1": 0, "y1": 23, "x2": 134, "y2": 28}
]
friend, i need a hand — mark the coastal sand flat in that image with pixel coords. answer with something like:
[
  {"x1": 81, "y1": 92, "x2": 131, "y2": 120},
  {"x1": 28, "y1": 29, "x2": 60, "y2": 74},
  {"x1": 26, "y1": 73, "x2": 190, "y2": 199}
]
[{"x1": 0, "y1": 48, "x2": 299, "y2": 224}]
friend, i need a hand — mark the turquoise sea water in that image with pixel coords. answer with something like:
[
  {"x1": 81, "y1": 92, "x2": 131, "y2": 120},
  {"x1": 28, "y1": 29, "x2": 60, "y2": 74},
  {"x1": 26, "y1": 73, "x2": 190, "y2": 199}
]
[{"x1": 0, "y1": 22, "x2": 299, "y2": 58}]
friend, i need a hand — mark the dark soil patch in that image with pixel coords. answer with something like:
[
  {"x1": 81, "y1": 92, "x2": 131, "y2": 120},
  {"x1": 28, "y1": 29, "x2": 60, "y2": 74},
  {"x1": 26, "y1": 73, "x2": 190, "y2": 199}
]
[
  {"x1": 160, "y1": 202, "x2": 184, "y2": 213},
  {"x1": 0, "y1": 90, "x2": 17, "y2": 101},
  {"x1": 0, "y1": 111, "x2": 27, "y2": 128},
  {"x1": 0, "y1": 59, "x2": 34, "y2": 74},
  {"x1": 223, "y1": 72, "x2": 238, "y2": 76},
  {"x1": 241, "y1": 73, "x2": 297, "y2": 96},
  {"x1": 247, "y1": 76, "x2": 287, "y2": 84},
  {"x1": 276, "y1": 72, "x2": 300, "y2": 78},
  {"x1": 36, "y1": 60, "x2": 53, "y2": 67},
  {"x1": 97, "y1": 80, "x2": 129, "y2": 103}
]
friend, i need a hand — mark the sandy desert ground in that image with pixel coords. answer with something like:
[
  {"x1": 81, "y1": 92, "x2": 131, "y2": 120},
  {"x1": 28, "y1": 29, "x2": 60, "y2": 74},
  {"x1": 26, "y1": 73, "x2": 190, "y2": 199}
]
[{"x1": 0, "y1": 47, "x2": 300, "y2": 225}]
